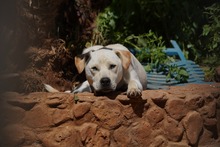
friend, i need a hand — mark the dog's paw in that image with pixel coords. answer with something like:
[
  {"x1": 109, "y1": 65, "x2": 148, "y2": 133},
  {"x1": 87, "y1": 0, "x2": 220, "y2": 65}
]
[{"x1": 127, "y1": 88, "x2": 142, "y2": 99}]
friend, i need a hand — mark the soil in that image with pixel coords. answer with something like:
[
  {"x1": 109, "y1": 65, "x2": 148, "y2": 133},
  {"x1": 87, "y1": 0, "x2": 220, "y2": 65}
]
[{"x1": 1, "y1": 83, "x2": 220, "y2": 147}]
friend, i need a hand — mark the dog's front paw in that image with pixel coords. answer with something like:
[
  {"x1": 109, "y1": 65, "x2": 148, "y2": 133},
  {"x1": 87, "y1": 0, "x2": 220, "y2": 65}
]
[{"x1": 127, "y1": 88, "x2": 142, "y2": 99}]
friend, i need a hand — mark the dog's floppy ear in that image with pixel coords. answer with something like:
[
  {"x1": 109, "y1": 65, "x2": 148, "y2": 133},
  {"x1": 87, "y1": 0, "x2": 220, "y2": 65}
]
[
  {"x1": 75, "y1": 53, "x2": 90, "y2": 74},
  {"x1": 115, "y1": 50, "x2": 131, "y2": 69}
]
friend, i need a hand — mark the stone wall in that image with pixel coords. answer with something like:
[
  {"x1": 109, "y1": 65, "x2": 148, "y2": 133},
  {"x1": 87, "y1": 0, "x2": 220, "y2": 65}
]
[{"x1": 1, "y1": 84, "x2": 220, "y2": 147}]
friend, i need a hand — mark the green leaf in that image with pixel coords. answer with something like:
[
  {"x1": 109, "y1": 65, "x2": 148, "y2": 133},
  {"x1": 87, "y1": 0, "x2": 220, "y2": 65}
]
[{"x1": 202, "y1": 25, "x2": 211, "y2": 36}]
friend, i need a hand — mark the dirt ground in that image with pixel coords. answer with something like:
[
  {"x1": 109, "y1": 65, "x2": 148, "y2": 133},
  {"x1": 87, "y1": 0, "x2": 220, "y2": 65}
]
[{"x1": 1, "y1": 83, "x2": 220, "y2": 147}]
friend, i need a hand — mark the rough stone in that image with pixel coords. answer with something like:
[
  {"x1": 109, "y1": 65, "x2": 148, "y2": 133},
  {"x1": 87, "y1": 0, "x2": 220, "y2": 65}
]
[
  {"x1": 77, "y1": 123, "x2": 98, "y2": 145},
  {"x1": 1, "y1": 83, "x2": 220, "y2": 147},
  {"x1": 113, "y1": 126, "x2": 132, "y2": 146},
  {"x1": 91, "y1": 100, "x2": 123, "y2": 129},
  {"x1": 149, "y1": 135, "x2": 168, "y2": 147},
  {"x1": 38, "y1": 125, "x2": 83, "y2": 147},
  {"x1": 198, "y1": 100, "x2": 216, "y2": 118},
  {"x1": 163, "y1": 116, "x2": 184, "y2": 142},
  {"x1": 23, "y1": 105, "x2": 54, "y2": 128},
  {"x1": 52, "y1": 109, "x2": 73, "y2": 125},
  {"x1": 148, "y1": 91, "x2": 168, "y2": 108},
  {"x1": 73, "y1": 102, "x2": 91, "y2": 118},
  {"x1": 168, "y1": 141, "x2": 190, "y2": 147},
  {"x1": 129, "y1": 120, "x2": 153, "y2": 146},
  {"x1": 146, "y1": 106, "x2": 165, "y2": 126},
  {"x1": 46, "y1": 93, "x2": 73, "y2": 109},
  {"x1": 203, "y1": 117, "x2": 217, "y2": 127},
  {"x1": 182, "y1": 111, "x2": 203, "y2": 145},
  {"x1": 185, "y1": 94, "x2": 204, "y2": 110},
  {"x1": 165, "y1": 98, "x2": 189, "y2": 120}
]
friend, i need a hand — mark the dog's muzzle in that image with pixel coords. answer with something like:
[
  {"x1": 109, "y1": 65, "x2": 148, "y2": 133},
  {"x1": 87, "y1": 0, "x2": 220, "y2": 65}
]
[{"x1": 99, "y1": 77, "x2": 112, "y2": 92}]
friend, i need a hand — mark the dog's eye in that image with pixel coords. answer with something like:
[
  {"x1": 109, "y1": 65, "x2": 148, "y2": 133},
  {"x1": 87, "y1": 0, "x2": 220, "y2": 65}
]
[
  {"x1": 91, "y1": 66, "x2": 98, "y2": 71},
  {"x1": 109, "y1": 64, "x2": 116, "y2": 69}
]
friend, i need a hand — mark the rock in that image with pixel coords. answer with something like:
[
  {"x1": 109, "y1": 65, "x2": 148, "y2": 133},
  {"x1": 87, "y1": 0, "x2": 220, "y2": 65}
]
[
  {"x1": 113, "y1": 126, "x2": 132, "y2": 146},
  {"x1": 149, "y1": 135, "x2": 168, "y2": 147},
  {"x1": 39, "y1": 124, "x2": 83, "y2": 147},
  {"x1": 165, "y1": 98, "x2": 189, "y2": 120},
  {"x1": 1, "y1": 83, "x2": 220, "y2": 146},
  {"x1": 93, "y1": 128, "x2": 110, "y2": 147},
  {"x1": 1, "y1": 124, "x2": 39, "y2": 147},
  {"x1": 203, "y1": 117, "x2": 217, "y2": 127},
  {"x1": 129, "y1": 121, "x2": 153, "y2": 146},
  {"x1": 52, "y1": 109, "x2": 73, "y2": 125},
  {"x1": 1, "y1": 124, "x2": 25, "y2": 147},
  {"x1": 146, "y1": 106, "x2": 165, "y2": 126},
  {"x1": 91, "y1": 100, "x2": 123, "y2": 129},
  {"x1": 76, "y1": 122, "x2": 110, "y2": 147},
  {"x1": 149, "y1": 91, "x2": 168, "y2": 108},
  {"x1": 77, "y1": 123, "x2": 98, "y2": 143},
  {"x1": 163, "y1": 116, "x2": 184, "y2": 142},
  {"x1": 185, "y1": 94, "x2": 204, "y2": 110},
  {"x1": 73, "y1": 102, "x2": 91, "y2": 118},
  {"x1": 198, "y1": 100, "x2": 216, "y2": 118},
  {"x1": 168, "y1": 141, "x2": 190, "y2": 147},
  {"x1": 23, "y1": 105, "x2": 54, "y2": 128},
  {"x1": 46, "y1": 93, "x2": 74, "y2": 109},
  {"x1": 182, "y1": 111, "x2": 203, "y2": 145}
]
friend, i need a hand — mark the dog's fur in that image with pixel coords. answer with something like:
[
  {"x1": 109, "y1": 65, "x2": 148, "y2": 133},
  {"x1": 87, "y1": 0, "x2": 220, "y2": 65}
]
[{"x1": 45, "y1": 44, "x2": 147, "y2": 98}]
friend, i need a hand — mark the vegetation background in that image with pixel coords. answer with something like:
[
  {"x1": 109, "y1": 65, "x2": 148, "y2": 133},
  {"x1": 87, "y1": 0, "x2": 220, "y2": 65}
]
[{"x1": 0, "y1": 0, "x2": 219, "y2": 92}]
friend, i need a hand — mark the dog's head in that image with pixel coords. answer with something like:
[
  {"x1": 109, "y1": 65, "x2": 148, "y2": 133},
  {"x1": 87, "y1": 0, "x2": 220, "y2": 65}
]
[{"x1": 75, "y1": 48, "x2": 131, "y2": 93}]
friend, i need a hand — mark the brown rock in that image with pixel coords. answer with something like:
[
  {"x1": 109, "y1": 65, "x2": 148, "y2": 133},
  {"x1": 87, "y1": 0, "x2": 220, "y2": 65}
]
[
  {"x1": 168, "y1": 141, "x2": 190, "y2": 147},
  {"x1": 52, "y1": 109, "x2": 73, "y2": 125},
  {"x1": 73, "y1": 102, "x2": 91, "y2": 118},
  {"x1": 77, "y1": 123, "x2": 98, "y2": 144},
  {"x1": 91, "y1": 100, "x2": 123, "y2": 129},
  {"x1": 149, "y1": 135, "x2": 168, "y2": 147},
  {"x1": 203, "y1": 118, "x2": 217, "y2": 127},
  {"x1": 1, "y1": 124, "x2": 25, "y2": 147},
  {"x1": 23, "y1": 105, "x2": 54, "y2": 128},
  {"x1": 182, "y1": 111, "x2": 203, "y2": 145},
  {"x1": 163, "y1": 116, "x2": 184, "y2": 142},
  {"x1": 113, "y1": 121, "x2": 153, "y2": 147},
  {"x1": 46, "y1": 93, "x2": 73, "y2": 109},
  {"x1": 146, "y1": 106, "x2": 165, "y2": 126},
  {"x1": 185, "y1": 94, "x2": 204, "y2": 110},
  {"x1": 165, "y1": 98, "x2": 189, "y2": 120},
  {"x1": 113, "y1": 126, "x2": 132, "y2": 146},
  {"x1": 198, "y1": 100, "x2": 216, "y2": 118},
  {"x1": 150, "y1": 91, "x2": 168, "y2": 108},
  {"x1": 39, "y1": 125, "x2": 83, "y2": 147},
  {"x1": 129, "y1": 121, "x2": 153, "y2": 146},
  {"x1": 93, "y1": 128, "x2": 110, "y2": 147},
  {"x1": 76, "y1": 122, "x2": 110, "y2": 146},
  {"x1": 204, "y1": 93, "x2": 215, "y2": 104},
  {"x1": 1, "y1": 124, "x2": 39, "y2": 147}
]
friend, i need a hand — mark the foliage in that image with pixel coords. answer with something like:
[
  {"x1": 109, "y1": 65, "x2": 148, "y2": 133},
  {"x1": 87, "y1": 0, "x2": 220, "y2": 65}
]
[
  {"x1": 125, "y1": 31, "x2": 189, "y2": 83},
  {"x1": 199, "y1": 3, "x2": 220, "y2": 81},
  {"x1": 90, "y1": 0, "x2": 219, "y2": 81},
  {"x1": 201, "y1": 3, "x2": 220, "y2": 64},
  {"x1": 88, "y1": 8, "x2": 118, "y2": 46}
]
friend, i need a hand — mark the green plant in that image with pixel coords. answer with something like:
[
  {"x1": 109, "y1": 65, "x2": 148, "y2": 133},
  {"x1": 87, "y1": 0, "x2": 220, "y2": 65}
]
[
  {"x1": 200, "y1": 3, "x2": 220, "y2": 81},
  {"x1": 125, "y1": 30, "x2": 189, "y2": 83},
  {"x1": 88, "y1": 8, "x2": 119, "y2": 46}
]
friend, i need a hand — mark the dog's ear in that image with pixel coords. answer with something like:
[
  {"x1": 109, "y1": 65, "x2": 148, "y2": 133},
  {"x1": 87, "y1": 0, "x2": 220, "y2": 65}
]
[
  {"x1": 75, "y1": 53, "x2": 90, "y2": 74},
  {"x1": 115, "y1": 50, "x2": 131, "y2": 69}
]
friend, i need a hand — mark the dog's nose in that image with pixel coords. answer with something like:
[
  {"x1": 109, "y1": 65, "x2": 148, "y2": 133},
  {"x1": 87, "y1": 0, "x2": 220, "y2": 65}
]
[{"x1": 100, "y1": 77, "x2": 111, "y2": 87}]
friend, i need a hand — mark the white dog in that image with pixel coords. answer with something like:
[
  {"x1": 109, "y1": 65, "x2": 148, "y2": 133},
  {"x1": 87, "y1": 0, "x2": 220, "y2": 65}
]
[{"x1": 45, "y1": 44, "x2": 147, "y2": 98}]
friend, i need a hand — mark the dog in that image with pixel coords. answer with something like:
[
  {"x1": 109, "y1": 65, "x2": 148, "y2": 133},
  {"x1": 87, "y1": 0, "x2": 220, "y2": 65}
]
[{"x1": 45, "y1": 44, "x2": 147, "y2": 98}]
